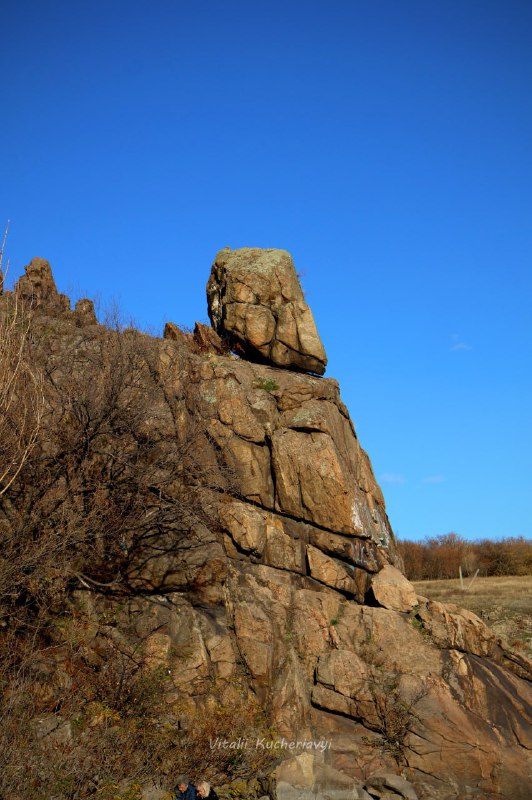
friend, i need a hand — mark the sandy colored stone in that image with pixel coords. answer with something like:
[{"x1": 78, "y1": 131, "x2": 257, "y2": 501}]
[
  {"x1": 370, "y1": 565, "x2": 418, "y2": 612},
  {"x1": 315, "y1": 649, "x2": 370, "y2": 697},
  {"x1": 207, "y1": 247, "x2": 327, "y2": 374},
  {"x1": 15, "y1": 257, "x2": 61, "y2": 309},
  {"x1": 309, "y1": 530, "x2": 380, "y2": 572},
  {"x1": 193, "y1": 321, "x2": 227, "y2": 354},
  {"x1": 74, "y1": 298, "x2": 97, "y2": 326},
  {"x1": 163, "y1": 321, "x2": 188, "y2": 344},
  {"x1": 219, "y1": 499, "x2": 268, "y2": 555},
  {"x1": 272, "y1": 429, "x2": 355, "y2": 533},
  {"x1": 233, "y1": 601, "x2": 273, "y2": 681},
  {"x1": 218, "y1": 395, "x2": 265, "y2": 443},
  {"x1": 416, "y1": 597, "x2": 497, "y2": 657},
  {"x1": 307, "y1": 545, "x2": 361, "y2": 597},
  {"x1": 221, "y1": 432, "x2": 274, "y2": 506},
  {"x1": 264, "y1": 521, "x2": 304, "y2": 573},
  {"x1": 365, "y1": 774, "x2": 418, "y2": 800},
  {"x1": 4, "y1": 256, "x2": 532, "y2": 800}
]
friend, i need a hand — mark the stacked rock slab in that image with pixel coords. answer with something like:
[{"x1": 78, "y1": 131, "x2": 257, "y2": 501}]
[{"x1": 207, "y1": 247, "x2": 328, "y2": 374}]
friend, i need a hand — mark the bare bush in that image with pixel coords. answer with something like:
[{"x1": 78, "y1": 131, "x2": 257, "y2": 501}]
[
  {"x1": 0, "y1": 320, "x2": 222, "y2": 630},
  {"x1": 0, "y1": 599, "x2": 274, "y2": 798},
  {"x1": 0, "y1": 303, "x2": 240, "y2": 796},
  {"x1": 365, "y1": 673, "x2": 425, "y2": 765},
  {"x1": 0, "y1": 230, "x2": 44, "y2": 497}
]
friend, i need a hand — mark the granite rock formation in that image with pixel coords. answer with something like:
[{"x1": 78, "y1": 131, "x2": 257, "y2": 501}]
[
  {"x1": 1, "y1": 253, "x2": 530, "y2": 800},
  {"x1": 207, "y1": 247, "x2": 328, "y2": 374}
]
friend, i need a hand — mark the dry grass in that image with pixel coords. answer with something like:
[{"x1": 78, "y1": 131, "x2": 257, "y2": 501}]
[{"x1": 413, "y1": 575, "x2": 532, "y2": 657}]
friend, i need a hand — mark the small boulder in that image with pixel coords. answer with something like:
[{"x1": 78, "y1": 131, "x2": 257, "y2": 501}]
[
  {"x1": 370, "y1": 565, "x2": 418, "y2": 612},
  {"x1": 364, "y1": 773, "x2": 418, "y2": 800},
  {"x1": 163, "y1": 321, "x2": 188, "y2": 345},
  {"x1": 207, "y1": 247, "x2": 327, "y2": 374}
]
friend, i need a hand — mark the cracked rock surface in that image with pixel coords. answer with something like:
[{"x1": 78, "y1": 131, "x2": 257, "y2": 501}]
[{"x1": 207, "y1": 247, "x2": 328, "y2": 374}]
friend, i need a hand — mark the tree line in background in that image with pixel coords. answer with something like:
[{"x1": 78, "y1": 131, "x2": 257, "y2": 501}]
[{"x1": 398, "y1": 533, "x2": 532, "y2": 581}]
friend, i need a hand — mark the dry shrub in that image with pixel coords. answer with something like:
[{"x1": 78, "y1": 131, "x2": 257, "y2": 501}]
[
  {"x1": 0, "y1": 288, "x2": 244, "y2": 797},
  {"x1": 0, "y1": 616, "x2": 274, "y2": 798},
  {"x1": 0, "y1": 650, "x2": 172, "y2": 798},
  {"x1": 173, "y1": 700, "x2": 276, "y2": 785},
  {"x1": 0, "y1": 295, "x2": 44, "y2": 497},
  {"x1": 0, "y1": 317, "x2": 222, "y2": 632},
  {"x1": 359, "y1": 671, "x2": 426, "y2": 766}
]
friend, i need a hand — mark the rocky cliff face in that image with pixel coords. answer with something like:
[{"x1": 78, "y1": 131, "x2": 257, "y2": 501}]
[{"x1": 1, "y1": 251, "x2": 531, "y2": 800}]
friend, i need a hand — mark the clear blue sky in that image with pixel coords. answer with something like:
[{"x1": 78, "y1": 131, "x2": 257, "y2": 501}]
[{"x1": 2, "y1": 0, "x2": 531, "y2": 541}]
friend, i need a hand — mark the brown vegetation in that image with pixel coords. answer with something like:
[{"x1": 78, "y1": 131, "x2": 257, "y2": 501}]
[
  {"x1": 1, "y1": 598, "x2": 274, "y2": 798},
  {"x1": 0, "y1": 239, "x2": 44, "y2": 498},
  {"x1": 398, "y1": 532, "x2": 532, "y2": 581},
  {"x1": 0, "y1": 282, "x2": 271, "y2": 798}
]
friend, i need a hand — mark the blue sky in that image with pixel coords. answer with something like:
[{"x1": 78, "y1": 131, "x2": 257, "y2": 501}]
[{"x1": 2, "y1": 0, "x2": 531, "y2": 541}]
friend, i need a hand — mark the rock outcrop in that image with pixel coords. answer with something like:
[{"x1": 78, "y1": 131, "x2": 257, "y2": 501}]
[
  {"x1": 15, "y1": 256, "x2": 69, "y2": 311},
  {"x1": 206, "y1": 247, "x2": 328, "y2": 374},
  {"x1": 1, "y1": 253, "x2": 530, "y2": 800}
]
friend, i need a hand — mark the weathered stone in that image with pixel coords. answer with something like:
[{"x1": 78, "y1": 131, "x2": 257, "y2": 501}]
[
  {"x1": 217, "y1": 395, "x2": 265, "y2": 443},
  {"x1": 207, "y1": 247, "x2": 327, "y2": 374},
  {"x1": 275, "y1": 755, "x2": 371, "y2": 800},
  {"x1": 315, "y1": 650, "x2": 370, "y2": 697},
  {"x1": 74, "y1": 298, "x2": 97, "y2": 326},
  {"x1": 415, "y1": 597, "x2": 496, "y2": 657},
  {"x1": 3, "y1": 255, "x2": 532, "y2": 800},
  {"x1": 219, "y1": 500, "x2": 304, "y2": 573},
  {"x1": 219, "y1": 499, "x2": 268, "y2": 556},
  {"x1": 193, "y1": 321, "x2": 227, "y2": 354},
  {"x1": 272, "y1": 429, "x2": 355, "y2": 533},
  {"x1": 15, "y1": 257, "x2": 61, "y2": 309},
  {"x1": 233, "y1": 601, "x2": 274, "y2": 682},
  {"x1": 370, "y1": 565, "x2": 418, "y2": 612},
  {"x1": 307, "y1": 545, "x2": 361, "y2": 598},
  {"x1": 163, "y1": 321, "x2": 188, "y2": 344},
  {"x1": 364, "y1": 774, "x2": 418, "y2": 800},
  {"x1": 309, "y1": 530, "x2": 380, "y2": 573},
  {"x1": 264, "y1": 522, "x2": 304, "y2": 573}
]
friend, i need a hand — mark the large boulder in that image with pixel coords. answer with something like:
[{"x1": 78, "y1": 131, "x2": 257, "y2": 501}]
[{"x1": 206, "y1": 247, "x2": 327, "y2": 374}]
